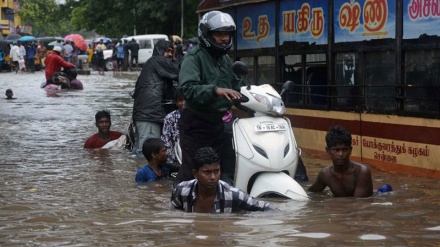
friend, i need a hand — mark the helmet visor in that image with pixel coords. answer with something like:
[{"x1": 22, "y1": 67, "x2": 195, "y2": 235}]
[{"x1": 206, "y1": 12, "x2": 236, "y2": 32}]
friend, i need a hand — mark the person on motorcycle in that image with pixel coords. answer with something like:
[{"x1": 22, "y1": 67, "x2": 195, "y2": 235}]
[
  {"x1": 171, "y1": 147, "x2": 274, "y2": 213},
  {"x1": 308, "y1": 125, "x2": 373, "y2": 197},
  {"x1": 131, "y1": 40, "x2": 178, "y2": 158},
  {"x1": 44, "y1": 46, "x2": 75, "y2": 85},
  {"x1": 176, "y1": 10, "x2": 242, "y2": 184}
]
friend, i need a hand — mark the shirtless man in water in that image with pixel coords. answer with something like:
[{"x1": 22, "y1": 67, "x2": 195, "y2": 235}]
[{"x1": 308, "y1": 125, "x2": 373, "y2": 197}]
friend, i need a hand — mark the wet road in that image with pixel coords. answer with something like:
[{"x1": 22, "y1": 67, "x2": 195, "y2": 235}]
[{"x1": 1, "y1": 70, "x2": 440, "y2": 246}]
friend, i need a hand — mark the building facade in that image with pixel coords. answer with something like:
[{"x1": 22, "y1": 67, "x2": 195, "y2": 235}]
[{"x1": 0, "y1": 0, "x2": 22, "y2": 38}]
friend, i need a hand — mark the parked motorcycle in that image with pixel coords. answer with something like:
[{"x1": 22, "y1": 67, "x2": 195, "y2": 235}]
[
  {"x1": 229, "y1": 61, "x2": 309, "y2": 201},
  {"x1": 41, "y1": 68, "x2": 83, "y2": 90}
]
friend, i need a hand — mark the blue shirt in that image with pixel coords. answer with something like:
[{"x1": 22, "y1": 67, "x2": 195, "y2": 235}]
[
  {"x1": 135, "y1": 165, "x2": 170, "y2": 183},
  {"x1": 116, "y1": 45, "x2": 124, "y2": 59},
  {"x1": 27, "y1": 45, "x2": 36, "y2": 59}
]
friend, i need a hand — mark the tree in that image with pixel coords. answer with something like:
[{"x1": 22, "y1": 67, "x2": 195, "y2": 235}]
[
  {"x1": 17, "y1": 0, "x2": 202, "y2": 38},
  {"x1": 70, "y1": 0, "x2": 201, "y2": 38},
  {"x1": 18, "y1": 0, "x2": 72, "y2": 36}
]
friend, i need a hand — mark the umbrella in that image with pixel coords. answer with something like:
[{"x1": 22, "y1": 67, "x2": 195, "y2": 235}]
[
  {"x1": 5, "y1": 33, "x2": 21, "y2": 41},
  {"x1": 48, "y1": 40, "x2": 65, "y2": 46},
  {"x1": 64, "y1": 34, "x2": 88, "y2": 51},
  {"x1": 19, "y1": 36, "x2": 35, "y2": 42},
  {"x1": 93, "y1": 37, "x2": 111, "y2": 43}
]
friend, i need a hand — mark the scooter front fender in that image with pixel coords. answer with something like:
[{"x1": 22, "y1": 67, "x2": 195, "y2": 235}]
[{"x1": 250, "y1": 172, "x2": 310, "y2": 201}]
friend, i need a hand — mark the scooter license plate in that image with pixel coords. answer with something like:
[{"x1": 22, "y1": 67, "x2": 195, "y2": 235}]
[{"x1": 255, "y1": 123, "x2": 287, "y2": 132}]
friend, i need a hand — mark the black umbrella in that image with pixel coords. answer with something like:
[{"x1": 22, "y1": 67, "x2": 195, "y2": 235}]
[{"x1": 5, "y1": 33, "x2": 22, "y2": 41}]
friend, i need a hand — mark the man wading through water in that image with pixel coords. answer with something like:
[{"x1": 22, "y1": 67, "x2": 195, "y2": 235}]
[{"x1": 131, "y1": 40, "x2": 179, "y2": 158}]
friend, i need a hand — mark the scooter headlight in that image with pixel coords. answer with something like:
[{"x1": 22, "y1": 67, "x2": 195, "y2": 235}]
[
  {"x1": 271, "y1": 96, "x2": 285, "y2": 115},
  {"x1": 250, "y1": 92, "x2": 285, "y2": 115}
]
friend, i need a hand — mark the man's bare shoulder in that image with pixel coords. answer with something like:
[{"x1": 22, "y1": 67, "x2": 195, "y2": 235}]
[
  {"x1": 321, "y1": 165, "x2": 334, "y2": 172},
  {"x1": 317, "y1": 166, "x2": 333, "y2": 178},
  {"x1": 352, "y1": 162, "x2": 372, "y2": 174}
]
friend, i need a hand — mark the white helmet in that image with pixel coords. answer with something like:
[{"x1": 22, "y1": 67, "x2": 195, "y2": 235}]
[
  {"x1": 198, "y1": 11, "x2": 236, "y2": 56},
  {"x1": 53, "y1": 46, "x2": 62, "y2": 53}
]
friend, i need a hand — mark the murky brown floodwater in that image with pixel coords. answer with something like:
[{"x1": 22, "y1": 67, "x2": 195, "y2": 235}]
[{"x1": 1, "y1": 70, "x2": 440, "y2": 246}]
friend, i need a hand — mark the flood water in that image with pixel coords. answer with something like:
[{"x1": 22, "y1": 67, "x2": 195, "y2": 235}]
[{"x1": 1, "y1": 70, "x2": 440, "y2": 246}]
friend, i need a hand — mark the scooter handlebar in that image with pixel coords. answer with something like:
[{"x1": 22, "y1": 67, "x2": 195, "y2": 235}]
[
  {"x1": 232, "y1": 95, "x2": 249, "y2": 105},
  {"x1": 232, "y1": 95, "x2": 254, "y2": 116}
]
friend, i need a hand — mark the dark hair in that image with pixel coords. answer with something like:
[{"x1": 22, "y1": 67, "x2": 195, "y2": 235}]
[
  {"x1": 325, "y1": 125, "x2": 352, "y2": 148},
  {"x1": 95, "y1": 110, "x2": 111, "y2": 122},
  {"x1": 142, "y1": 138, "x2": 165, "y2": 161},
  {"x1": 175, "y1": 43, "x2": 184, "y2": 56},
  {"x1": 193, "y1": 147, "x2": 220, "y2": 170},
  {"x1": 5, "y1": 89, "x2": 12, "y2": 94}
]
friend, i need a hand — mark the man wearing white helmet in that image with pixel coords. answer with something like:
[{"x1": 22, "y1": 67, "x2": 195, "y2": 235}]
[
  {"x1": 44, "y1": 46, "x2": 75, "y2": 85},
  {"x1": 176, "y1": 11, "x2": 243, "y2": 185}
]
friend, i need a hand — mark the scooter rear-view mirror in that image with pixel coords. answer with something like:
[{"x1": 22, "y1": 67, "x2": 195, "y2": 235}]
[
  {"x1": 232, "y1": 61, "x2": 248, "y2": 77},
  {"x1": 233, "y1": 61, "x2": 252, "y2": 90},
  {"x1": 280, "y1": 80, "x2": 295, "y2": 96}
]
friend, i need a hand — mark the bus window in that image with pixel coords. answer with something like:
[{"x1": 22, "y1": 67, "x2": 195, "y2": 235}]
[
  {"x1": 282, "y1": 54, "x2": 327, "y2": 106},
  {"x1": 257, "y1": 56, "x2": 276, "y2": 85},
  {"x1": 306, "y1": 53, "x2": 327, "y2": 106},
  {"x1": 404, "y1": 49, "x2": 440, "y2": 115},
  {"x1": 283, "y1": 55, "x2": 302, "y2": 104},
  {"x1": 335, "y1": 53, "x2": 361, "y2": 108},
  {"x1": 239, "y1": 57, "x2": 255, "y2": 84},
  {"x1": 365, "y1": 51, "x2": 396, "y2": 112}
]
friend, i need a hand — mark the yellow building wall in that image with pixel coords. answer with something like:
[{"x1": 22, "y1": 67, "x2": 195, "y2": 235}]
[{"x1": 0, "y1": 0, "x2": 19, "y2": 36}]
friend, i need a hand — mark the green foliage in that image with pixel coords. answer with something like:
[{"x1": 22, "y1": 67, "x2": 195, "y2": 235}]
[
  {"x1": 18, "y1": 0, "x2": 79, "y2": 36},
  {"x1": 19, "y1": 0, "x2": 201, "y2": 39},
  {"x1": 70, "y1": 0, "x2": 201, "y2": 38}
]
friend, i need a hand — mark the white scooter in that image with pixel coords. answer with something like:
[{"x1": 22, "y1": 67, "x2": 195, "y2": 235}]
[{"x1": 230, "y1": 61, "x2": 309, "y2": 201}]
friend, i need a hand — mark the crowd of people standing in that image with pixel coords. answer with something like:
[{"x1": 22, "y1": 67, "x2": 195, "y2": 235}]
[
  {"x1": 7, "y1": 41, "x2": 39, "y2": 73},
  {"x1": 4, "y1": 39, "x2": 84, "y2": 74}
]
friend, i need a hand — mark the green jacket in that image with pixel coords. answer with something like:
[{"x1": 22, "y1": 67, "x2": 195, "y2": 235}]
[{"x1": 178, "y1": 45, "x2": 242, "y2": 123}]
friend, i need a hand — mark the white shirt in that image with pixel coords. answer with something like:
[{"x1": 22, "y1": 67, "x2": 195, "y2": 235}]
[
  {"x1": 18, "y1": 45, "x2": 26, "y2": 59},
  {"x1": 10, "y1": 45, "x2": 20, "y2": 62},
  {"x1": 64, "y1": 44, "x2": 73, "y2": 55}
]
